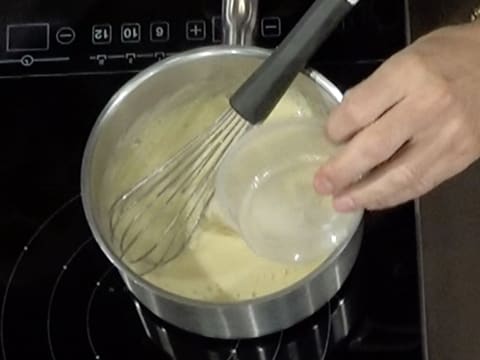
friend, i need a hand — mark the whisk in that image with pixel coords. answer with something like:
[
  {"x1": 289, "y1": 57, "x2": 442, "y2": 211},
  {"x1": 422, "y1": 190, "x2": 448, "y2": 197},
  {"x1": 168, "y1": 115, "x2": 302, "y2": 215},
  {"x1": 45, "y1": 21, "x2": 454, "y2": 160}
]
[{"x1": 110, "y1": 0, "x2": 359, "y2": 275}]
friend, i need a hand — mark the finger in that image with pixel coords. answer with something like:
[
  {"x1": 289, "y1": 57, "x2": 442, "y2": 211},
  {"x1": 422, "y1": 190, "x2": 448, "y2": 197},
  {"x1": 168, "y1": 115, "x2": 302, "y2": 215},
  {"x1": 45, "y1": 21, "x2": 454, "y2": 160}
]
[
  {"x1": 330, "y1": 142, "x2": 421, "y2": 212},
  {"x1": 315, "y1": 98, "x2": 416, "y2": 195},
  {"x1": 326, "y1": 59, "x2": 407, "y2": 143},
  {"x1": 333, "y1": 107, "x2": 480, "y2": 212},
  {"x1": 330, "y1": 133, "x2": 450, "y2": 212},
  {"x1": 374, "y1": 160, "x2": 447, "y2": 210},
  {"x1": 381, "y1": 131, "x2": 480, "y2": 209}
]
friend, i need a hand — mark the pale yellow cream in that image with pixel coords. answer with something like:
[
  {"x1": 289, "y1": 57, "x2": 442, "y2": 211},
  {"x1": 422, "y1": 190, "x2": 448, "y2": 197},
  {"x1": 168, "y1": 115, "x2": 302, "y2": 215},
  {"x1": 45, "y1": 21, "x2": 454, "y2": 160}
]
[
  {"x1": 103, "y1": 83, "x2": 331, "y2": 303},
  {"x1": 142, "y1": 199, "x2": 326, "y2": 302}
]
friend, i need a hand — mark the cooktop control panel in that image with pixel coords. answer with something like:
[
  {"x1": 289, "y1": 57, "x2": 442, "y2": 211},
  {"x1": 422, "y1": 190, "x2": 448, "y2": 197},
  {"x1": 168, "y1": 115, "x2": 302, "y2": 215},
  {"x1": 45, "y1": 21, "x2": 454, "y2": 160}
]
[{"x1": 0, "y1": 0, "x2": 408, "y2": 77}]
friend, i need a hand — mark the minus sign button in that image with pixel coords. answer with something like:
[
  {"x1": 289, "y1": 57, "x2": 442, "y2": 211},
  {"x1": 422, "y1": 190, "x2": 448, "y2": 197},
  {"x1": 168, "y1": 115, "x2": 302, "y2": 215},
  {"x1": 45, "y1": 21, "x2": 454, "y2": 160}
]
[
  {"x1": 261, "y1": 17, "x2": 282, "y2": 38},
  {"x1": 56, "y1": 27, "x2": 76, "y2": 45}
]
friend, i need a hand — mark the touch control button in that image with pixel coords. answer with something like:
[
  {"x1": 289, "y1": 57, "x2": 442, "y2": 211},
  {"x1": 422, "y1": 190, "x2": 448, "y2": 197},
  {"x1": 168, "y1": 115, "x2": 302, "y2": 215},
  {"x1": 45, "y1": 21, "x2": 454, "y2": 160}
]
[
  {"x1": 150, "y1": 22, "x2": 170, "y2": 42},
  {"x1": 92, "y1": 24, "x2": 112, "y2": 45},
  {"x1": 56, "y1": 27, "x2": 76, "y2": 45}
]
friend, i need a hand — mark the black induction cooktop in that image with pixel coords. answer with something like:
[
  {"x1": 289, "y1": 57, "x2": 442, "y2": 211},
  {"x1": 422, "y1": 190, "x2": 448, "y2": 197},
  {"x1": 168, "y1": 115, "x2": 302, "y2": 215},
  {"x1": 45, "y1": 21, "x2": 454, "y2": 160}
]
[{"x1": 0, "y1": 1, "x2": 423, "y2": 359}]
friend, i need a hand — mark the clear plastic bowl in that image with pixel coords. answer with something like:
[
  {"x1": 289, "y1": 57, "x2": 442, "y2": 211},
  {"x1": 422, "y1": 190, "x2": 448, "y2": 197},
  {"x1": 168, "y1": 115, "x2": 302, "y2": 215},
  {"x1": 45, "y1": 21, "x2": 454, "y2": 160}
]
[{"x1": 215, "y1": 119, "x2": 363, "y2": 264}]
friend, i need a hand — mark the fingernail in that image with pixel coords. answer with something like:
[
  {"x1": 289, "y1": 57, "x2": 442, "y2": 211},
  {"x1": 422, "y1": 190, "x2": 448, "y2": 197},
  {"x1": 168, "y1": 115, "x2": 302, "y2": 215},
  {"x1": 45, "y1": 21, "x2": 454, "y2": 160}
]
[
  {"x1": 333, "y1": 196, "x2": 356, "y2": 212},
  {"x1": 314, "y1": 176, "x2": 333, "y2": 194}
]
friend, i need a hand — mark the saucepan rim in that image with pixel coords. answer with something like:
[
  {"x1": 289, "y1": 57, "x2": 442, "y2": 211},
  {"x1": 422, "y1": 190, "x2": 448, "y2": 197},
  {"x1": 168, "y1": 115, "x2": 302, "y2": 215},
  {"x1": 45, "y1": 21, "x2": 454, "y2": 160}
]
[{"x1": 81, "y1": 44, "x2": 363, "y2": 309}]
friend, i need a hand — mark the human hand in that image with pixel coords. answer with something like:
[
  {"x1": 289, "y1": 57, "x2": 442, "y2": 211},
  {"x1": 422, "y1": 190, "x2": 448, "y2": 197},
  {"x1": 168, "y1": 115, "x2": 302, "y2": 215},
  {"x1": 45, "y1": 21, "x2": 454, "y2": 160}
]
[{"x1": 314, "y1": 22, "x2": 480, "y2": 212}]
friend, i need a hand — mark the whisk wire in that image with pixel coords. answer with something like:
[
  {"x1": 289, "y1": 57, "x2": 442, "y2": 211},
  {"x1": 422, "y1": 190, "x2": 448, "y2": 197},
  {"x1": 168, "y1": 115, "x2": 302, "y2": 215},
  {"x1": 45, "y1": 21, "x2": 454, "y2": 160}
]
[
  {"x1": 110, "y1": 116, "x2": 224, "y2": 237},
  {"x1": 133, "y1": 173, "x2": 217, "y2": 276},
  {"x1": 118, "y1": 139, "x2": 223, "y2": 257},
  {"x1": 115, "y1": 112, "x2": 243, "y2": 253},
  {"x1": 110, "y1": 108, "x2": 250, "y2": 273},
  {"x1": 110, "y1": 110, "x2": 236, "y2": 248}
]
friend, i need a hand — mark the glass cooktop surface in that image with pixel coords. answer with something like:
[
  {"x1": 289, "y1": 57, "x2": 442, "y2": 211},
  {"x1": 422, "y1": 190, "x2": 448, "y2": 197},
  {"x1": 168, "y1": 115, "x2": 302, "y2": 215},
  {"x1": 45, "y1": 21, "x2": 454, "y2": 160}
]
[{"x1": 0, "y1": 0, "x2": 423, "y2": 359}]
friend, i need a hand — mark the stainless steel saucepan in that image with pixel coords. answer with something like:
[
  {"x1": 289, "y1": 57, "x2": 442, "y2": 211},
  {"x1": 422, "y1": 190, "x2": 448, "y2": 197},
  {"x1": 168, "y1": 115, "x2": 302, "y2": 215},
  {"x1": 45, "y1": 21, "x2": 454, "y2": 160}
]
[{"x1": 81, "y1": 0, "x2": 364, "y2": 339}]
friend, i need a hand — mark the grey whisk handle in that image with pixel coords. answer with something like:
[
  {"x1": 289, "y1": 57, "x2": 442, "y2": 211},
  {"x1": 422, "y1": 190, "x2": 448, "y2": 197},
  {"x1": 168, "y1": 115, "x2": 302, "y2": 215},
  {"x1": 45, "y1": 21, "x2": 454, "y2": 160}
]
[{"x1": 230, "y1": 0, "x2": 358, "y2": 124}]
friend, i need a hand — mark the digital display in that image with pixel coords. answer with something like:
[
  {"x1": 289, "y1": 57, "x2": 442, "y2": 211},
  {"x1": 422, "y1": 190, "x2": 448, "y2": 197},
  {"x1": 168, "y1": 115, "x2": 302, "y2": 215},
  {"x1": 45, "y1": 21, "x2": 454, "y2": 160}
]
[{"x1": 7, "y1": 23, "x2": 49, "y2": 51}]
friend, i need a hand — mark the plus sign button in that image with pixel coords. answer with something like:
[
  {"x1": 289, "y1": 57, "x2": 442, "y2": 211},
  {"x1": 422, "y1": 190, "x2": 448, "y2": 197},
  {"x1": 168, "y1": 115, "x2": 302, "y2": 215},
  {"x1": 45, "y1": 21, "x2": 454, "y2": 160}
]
[{"x1": 186, "y1": 20, "x2": 206, "y2": 41}]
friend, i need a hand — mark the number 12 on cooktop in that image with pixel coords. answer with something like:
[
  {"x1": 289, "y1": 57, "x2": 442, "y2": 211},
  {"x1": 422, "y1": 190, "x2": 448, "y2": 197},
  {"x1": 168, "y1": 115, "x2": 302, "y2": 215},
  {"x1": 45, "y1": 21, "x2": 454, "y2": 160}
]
[{"x1": 92, "y1": 24, "x2": 112, "y2": 44}]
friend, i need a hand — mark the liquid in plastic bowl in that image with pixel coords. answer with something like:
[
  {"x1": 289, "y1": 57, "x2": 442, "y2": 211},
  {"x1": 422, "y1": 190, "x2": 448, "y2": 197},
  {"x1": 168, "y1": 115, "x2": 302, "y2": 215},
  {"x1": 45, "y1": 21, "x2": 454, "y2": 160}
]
[{"x1": 215, "y1": 119, "x2": 363, "y2": 264}]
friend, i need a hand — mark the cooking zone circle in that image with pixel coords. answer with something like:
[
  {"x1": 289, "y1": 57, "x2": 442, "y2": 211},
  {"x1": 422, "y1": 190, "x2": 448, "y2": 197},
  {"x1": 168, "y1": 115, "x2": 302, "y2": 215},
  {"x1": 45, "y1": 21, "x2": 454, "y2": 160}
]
[{"x1": 0, "y1": 196, "x2": 360, "y2": 360}]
